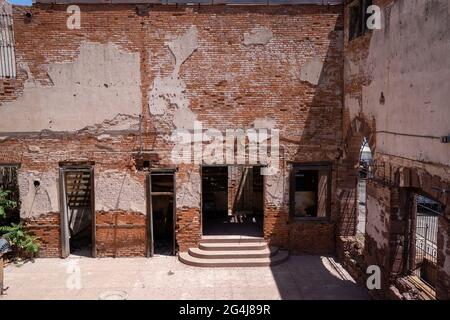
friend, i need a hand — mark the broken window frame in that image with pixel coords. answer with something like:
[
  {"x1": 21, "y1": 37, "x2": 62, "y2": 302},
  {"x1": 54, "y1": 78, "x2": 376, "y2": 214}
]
[
  {"x1": 348, "y1": 0, "x2": 373, "y2": 41},
  {"x1": 147, "y1": 169, "x2": 176, "y2": 257},
  {"x1": 289, "y1": 162, "x2": 332, "y2": 221}
]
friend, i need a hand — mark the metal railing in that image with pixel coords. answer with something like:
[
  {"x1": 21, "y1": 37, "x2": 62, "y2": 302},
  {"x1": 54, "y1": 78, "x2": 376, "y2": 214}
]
[{"x1": 412, "y1": 195, "x2": 441, "y2": 288}]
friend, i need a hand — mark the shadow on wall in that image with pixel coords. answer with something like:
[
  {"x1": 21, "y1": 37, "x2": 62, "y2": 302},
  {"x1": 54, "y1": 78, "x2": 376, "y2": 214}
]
[{"x1": 278, "y1": 17, "x2": 344, "y2": 254}]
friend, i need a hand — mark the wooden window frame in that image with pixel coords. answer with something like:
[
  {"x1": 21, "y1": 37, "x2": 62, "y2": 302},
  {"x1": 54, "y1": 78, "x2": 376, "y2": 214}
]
[{"x1": 290, "y1": 162, "x2": 332, "y2": 222}]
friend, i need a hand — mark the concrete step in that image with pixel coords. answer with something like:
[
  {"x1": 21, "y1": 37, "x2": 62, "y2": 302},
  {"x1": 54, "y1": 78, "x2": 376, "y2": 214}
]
[
  {"x1": 188, "y1": 247, "x2": 278, "y2": 259},
  {"x1": 198, "y1": 241, "x2": 267, "y2": 251},
  {"x1": 200, "y1": 235, "x2": 265, "y2": 244},
  {"x1": 178, "y1": 250, "x2": 289, "y2": 268}
]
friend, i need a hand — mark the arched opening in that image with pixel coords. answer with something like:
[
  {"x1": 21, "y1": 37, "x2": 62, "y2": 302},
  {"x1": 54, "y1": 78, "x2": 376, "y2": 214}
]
[{"x1": 356, "y1": 137, "x2": 373, "y2": 243}]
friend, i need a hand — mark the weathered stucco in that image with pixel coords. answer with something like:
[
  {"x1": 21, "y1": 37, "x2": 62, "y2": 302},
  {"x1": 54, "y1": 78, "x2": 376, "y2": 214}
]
[
  {"x1": 346, "y1": 0, "x2": 450, "y2": 166},
  {"x1": 176, "y1": 168, "x2": 201, "y2": 209},
  {"x1": 19, "y1": 170, "x2": 59, "y2": 218},
  {"x1": 366, "y1": 192, "x2": 389, "y2": 250},
  {"x1": 243, "y1": 27, "x2": 273, "y2": 46},
  {"x1": 95, "y1": 170, "x2": 145, "y2": 214},
  {"x1": 0, "y1": 42, "x2": 142, "y2": 134},
  {"x1": 300, "y1": 57, "x2": 324, "y2": 85},
  {"x1": 265, "y1": 166, "x2": 289, "y2": 208},
  {"x1": 149, "y1": 26, "x2": 198, "y2": 130}
]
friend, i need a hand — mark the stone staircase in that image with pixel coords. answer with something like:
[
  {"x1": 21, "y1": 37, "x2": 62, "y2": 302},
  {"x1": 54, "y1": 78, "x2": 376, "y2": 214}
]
[{"x1": 178, "y1": 235, "x2": 289, "y2": 267}]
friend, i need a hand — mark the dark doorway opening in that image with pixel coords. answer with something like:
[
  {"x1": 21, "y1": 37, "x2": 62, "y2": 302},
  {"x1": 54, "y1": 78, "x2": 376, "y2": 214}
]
[
  {"x1": 60, "y1": 167, "x2": 94, "y2": 257},
  {"x1": 149, "y1": 172, "x2": 175, "y2": 256},
  {"x1": 202, "y1": 166, "x2": 263, "y2": 237}
]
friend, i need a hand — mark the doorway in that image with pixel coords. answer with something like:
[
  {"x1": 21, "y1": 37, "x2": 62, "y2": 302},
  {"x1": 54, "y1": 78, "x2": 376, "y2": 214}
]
[
  {"x1": 148, "y1": 171, "x2": 175, "y2": 256},
  {"x1": 357, "y1": 137, "x2": 373, "y2": 242},
  {"x1": 409, "y1": 193, "x2": 441, "y2": 289},
  {"x1": 202, "y1": 165, "x2": 264, "y2": 237},
  {"x1": 59, "y1": 166, "x2": 95, "y2": 258}
]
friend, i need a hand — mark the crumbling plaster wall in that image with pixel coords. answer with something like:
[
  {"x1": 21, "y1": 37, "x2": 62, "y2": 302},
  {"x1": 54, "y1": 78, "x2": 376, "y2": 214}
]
[
  {"x1": 95, "y1": 170, "x2": 146, "y2": 214},
  {"x1": 0, "y1": 42, "x2": 142, "y2": 134},
  {"x1": 345, "y1": 0, "x2": 450, "y2": 166},
  {"x1": 18, "y1": 170, "x2": 59, "y2": 219},
  {"x1": 0, "y1": 4, "x2": 344, "y2": 255},
  {"x1": 342, "y1": 0, "x2": 450, "y2": 299}
]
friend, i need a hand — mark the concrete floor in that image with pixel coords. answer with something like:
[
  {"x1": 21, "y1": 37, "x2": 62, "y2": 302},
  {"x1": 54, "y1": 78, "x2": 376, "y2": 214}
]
[{"x1": 1, "y1": 255, "x2": 369, "y2": 300}]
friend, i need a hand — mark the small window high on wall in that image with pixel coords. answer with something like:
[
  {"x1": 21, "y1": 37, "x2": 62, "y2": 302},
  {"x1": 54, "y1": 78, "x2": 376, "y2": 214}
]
[
  {"x1": 291, "y1": 163, "x2": 332, "y2": 219},
  {"x1": 0, "y1": 12, "x2": 16, "y2": 78},
  {"x1": 349, "y1": 0, "x2": 373, "y2": 41}
]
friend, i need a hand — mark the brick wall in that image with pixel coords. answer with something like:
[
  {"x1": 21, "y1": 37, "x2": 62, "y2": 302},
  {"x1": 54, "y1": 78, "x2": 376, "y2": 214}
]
[
  {"x1": 95, "y1": 211, "x2": 147, "y2": 257},
  {"x1": 339, "y1": 0, "x2": 450, "y2": 299},
  {"x1": 0, "y1": 4, "x2": 344, "y2": 257},
  {"x1": 24, "y1": 212, "x2": 61, "y2": 257}
]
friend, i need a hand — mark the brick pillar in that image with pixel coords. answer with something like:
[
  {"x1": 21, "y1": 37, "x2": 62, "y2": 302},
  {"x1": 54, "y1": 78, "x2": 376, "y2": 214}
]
[
  {"x1": 336, "y1": 160, "x2": 358, "y2": 237},
  {"x1": 175, "y1": 164, "x2": 201, "y2": 252},
  {"x1": 436, "y1": 216, "x2": 450, "y2": 300},
  {"x1": 263, "y1": 165, "x2": 289, "y2": 248}
]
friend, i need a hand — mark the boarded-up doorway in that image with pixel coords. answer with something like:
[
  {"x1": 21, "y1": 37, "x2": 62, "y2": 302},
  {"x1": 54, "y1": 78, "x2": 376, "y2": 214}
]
[{"x1": 59, "y1": 166, "x2": 95, "y2": 258}]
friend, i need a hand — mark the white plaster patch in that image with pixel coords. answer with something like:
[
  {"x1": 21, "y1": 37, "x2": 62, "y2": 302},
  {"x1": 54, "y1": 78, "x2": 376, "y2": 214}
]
[
  {"x1": 19, "y1": 170, "x2": 59, "y2": 219},
  {"x1": 253, "y1": 118, "x2": 276, "y2": 129},
  {"x1": 366, "y1": 193, "x2": 389, "y2": 250},
  {"x1": 300, "y1": 57, "x2": 324, "y2": 85},
  {"x1": 0, "y1": 42, "x2": 142, "y2": 133},
  {"x1": 243, "y1": 27, "x2": 273, "y2": 46},
  {"x1": 166, "y1": 26, "x2": 198, "y2": 73},
  {"x1": 95, "y1": 170, "x2": 145, "y2": 214},
  {"x1": 176, "y1": 170, "x2": 201, "y2": 209},
  {"x1": 148, "y1": 26, "x2": 199, "y2": 130},
  {"x1": 345, "y1": 95, "x2": 361, "y2": 121},
  {"x1": 265, "y1": 169, "x2": 288, "y2": 208}
]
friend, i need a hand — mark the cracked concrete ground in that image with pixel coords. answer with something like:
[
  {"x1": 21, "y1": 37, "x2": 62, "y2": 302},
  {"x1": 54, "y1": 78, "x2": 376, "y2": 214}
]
[{"x1": 1, "y1": 255, "x2": 369, "y2": 300}]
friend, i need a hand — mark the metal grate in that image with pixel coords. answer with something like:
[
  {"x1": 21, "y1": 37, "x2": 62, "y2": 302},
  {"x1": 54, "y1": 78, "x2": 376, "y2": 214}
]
[
  {"x1": 0, "y1": 13, "x2": 16, "y2": 79},
  {"x1": 413, "y1": 195, "x2": 441, "y2": 288}
]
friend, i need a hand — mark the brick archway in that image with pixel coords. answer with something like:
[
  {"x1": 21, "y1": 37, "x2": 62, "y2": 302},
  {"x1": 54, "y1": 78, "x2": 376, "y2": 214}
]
[{"x1": 337, "y1": 116, "x2": 376, "y2": 237}]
